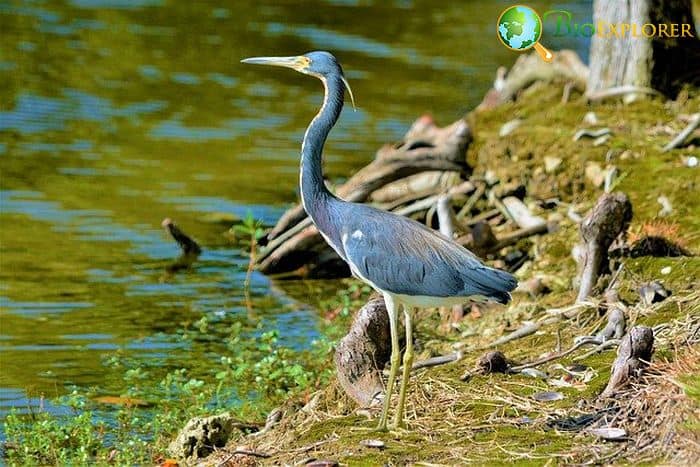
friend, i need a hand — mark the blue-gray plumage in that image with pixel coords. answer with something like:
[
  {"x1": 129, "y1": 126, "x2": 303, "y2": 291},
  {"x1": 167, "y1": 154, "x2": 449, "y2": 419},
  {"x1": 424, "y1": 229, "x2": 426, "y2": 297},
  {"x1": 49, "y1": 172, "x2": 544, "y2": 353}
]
[{"x1": 242, "y1": 51, "x2": 517, "y2": 431}]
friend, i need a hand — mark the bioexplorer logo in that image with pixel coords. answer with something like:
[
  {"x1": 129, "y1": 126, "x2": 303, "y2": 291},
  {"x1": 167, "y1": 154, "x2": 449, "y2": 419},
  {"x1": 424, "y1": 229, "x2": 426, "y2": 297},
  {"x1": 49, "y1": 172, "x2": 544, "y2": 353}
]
[
  {"x1": 497, "y1": 5, "x2": 553, "y2": 62},
  {"x1": 497, "y1": 4, "x2": 696, "y2": 62}
]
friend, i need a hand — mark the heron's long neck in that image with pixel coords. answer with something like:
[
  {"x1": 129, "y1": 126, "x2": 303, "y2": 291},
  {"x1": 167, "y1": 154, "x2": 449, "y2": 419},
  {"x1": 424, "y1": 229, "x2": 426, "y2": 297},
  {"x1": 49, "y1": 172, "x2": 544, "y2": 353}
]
[{"x1": 300, "y1": 75, "x2": 344, "y2": 218}]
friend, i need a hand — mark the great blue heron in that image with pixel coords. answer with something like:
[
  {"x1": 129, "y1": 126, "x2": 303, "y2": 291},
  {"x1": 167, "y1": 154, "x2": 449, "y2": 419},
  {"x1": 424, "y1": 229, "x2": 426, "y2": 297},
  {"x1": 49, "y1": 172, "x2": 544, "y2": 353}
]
[{"x1": 242, "y1": 51, "x2": 517, "y2": 430}]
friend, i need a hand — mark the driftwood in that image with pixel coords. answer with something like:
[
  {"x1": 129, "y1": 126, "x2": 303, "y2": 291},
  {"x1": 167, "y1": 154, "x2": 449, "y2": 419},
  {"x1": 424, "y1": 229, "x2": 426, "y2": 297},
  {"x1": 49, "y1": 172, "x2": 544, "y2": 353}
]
[
  {"x1": 662, "y1": 113, "x2": 700, "y2": 152},
  {"x1": 410, "y1": 352, "x2": 462, "y2": 372},
  {"x1": 257, "y1": 116, "x2": 472, "y2": 277},
  {"x1": 477, "y1": 50, "x2": 589, "y2": 111},
  {"x1": 575, "y1": 192, "x2": 633, "y2": 303},
  {"x1": 600, "y1": 326, "x2": 654, "y2": 398},
  {"x1": 334, "y1": 296, "x2": 391, "y2": 407},
  {"x1": 370, "y1": 171, "x2": 462, "y2": 204},
  {"x1": 483, "y1": 318, "x2": 558, "y2": 349},
  {"x1": 585, "y1": 85, "x2": 663, "y2": 102}
]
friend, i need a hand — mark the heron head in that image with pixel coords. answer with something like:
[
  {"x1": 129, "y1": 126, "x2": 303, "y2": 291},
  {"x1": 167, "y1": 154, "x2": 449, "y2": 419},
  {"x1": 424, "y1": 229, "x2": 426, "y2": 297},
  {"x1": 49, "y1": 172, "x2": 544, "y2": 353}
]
[{"x1": 241, "y1": 51, "x2": 355, "y2": 108}]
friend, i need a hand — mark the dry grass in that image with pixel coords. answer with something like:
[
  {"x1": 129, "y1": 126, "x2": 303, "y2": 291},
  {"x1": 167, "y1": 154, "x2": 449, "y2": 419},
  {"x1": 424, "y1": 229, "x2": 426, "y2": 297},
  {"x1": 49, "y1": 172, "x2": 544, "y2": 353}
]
[
  {"x1": 574, "y1": 346, "x2": 700, "y2": 465},
  {"x1": 201, "y1": 292, "x2": 700, "y2": 466}
]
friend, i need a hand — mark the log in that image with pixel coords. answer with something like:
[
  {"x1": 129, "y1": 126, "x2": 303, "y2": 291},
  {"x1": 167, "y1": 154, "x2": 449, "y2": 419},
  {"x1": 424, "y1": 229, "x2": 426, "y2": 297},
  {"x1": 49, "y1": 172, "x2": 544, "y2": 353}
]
[
  {"x1": 600, "y1": 326, "x2": 654, "y2": 398},
  {"x1": 334, "y1": 296, "x2": 392, "y2": 407},
  {"x1": 370, "y1": 171, "x2": 462, "y2": 204},
  {"x1": 575, "y1": 192, "x2": 633, "y2": 303},
  {"x1": 587, "y1": 0, "x2": 700, "y2": 98}
]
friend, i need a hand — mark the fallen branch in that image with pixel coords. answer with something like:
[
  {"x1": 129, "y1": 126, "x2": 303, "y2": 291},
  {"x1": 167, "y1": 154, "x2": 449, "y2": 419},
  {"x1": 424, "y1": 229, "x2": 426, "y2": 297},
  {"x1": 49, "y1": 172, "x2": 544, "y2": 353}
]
[
  {"x1": 217, "y1": 447, "x2": 271, "y2": 466},
  {"x1": 508, "y1": 338, "x2": 598, "y2": 373},
  {"x1": 411, "y1": 351, "x2": 462, "y2": 372},
  {"x1": 162, "y1": 218, "x2": 202, "y2": 256},
  {"x1": 662, "y1": 113, "x2": 700, "y2": 152},
  {"x1": 573, "y1": 339, "x2": 620, "y2": 361},
  {"x1": 456, "y1": 183, "x2": 486, "y2": 220},
  {"x1": 483, "y1": 318, "x2": 558, "y2": 349},
  {"x1": 585, "y1": 85, "x2": 663, "y2": 102},
  {"x1": 436, "y1": 195, "x2": 457, "y2": 238},
  {"x1": 492, "y1": 223, "x2": 549, "y2": 251}
]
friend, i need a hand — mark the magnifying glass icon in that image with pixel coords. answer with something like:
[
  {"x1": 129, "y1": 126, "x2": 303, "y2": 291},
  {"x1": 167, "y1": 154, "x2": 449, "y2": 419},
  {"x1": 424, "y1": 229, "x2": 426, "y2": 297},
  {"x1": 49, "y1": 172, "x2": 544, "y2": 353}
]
[{"x1": 497, "y1": 5, "x2": 554, "y2": 62}]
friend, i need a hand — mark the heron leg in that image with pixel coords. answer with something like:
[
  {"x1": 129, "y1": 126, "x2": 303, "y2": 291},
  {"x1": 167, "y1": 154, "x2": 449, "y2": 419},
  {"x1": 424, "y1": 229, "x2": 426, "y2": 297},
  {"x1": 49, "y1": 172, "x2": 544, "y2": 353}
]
[
  {"x1": 377, "y1": 294, "x2": 400, "y2": 431},
  {"x1": 393, "y1": 306, "x2": 414, "y2": 429}
]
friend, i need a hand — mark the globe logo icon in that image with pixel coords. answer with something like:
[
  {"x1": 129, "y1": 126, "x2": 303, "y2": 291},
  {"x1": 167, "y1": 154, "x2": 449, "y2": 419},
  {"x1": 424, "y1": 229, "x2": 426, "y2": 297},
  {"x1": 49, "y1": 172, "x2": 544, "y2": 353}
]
[{"x1": 497, "y1": 5, "x2": 553, "y2": 62}]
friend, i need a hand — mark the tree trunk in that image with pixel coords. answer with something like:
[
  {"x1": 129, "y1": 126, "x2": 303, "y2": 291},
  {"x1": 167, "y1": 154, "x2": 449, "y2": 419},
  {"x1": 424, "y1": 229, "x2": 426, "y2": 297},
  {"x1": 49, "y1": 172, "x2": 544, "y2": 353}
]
[{"x1": 587, "y1": 0, "x2": 700, "y2": 97}]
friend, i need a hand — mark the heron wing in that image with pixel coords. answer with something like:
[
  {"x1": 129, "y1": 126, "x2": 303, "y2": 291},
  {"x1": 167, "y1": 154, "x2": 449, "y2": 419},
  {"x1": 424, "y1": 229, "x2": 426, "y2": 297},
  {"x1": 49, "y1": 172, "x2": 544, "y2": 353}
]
[{"x1": 339, "y1": 204, "x2": 517, "y2": 303}]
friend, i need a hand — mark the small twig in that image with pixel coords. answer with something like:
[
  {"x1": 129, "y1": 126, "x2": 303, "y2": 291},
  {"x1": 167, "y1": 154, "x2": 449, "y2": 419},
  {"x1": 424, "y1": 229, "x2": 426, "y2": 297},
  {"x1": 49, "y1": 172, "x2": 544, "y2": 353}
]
[
  {"x1": 662, "y1": 113, "x2": 700, "y2": 152},
  {"x1": 379, "y1": 188, "x2": 444, "y2": 212},
  {"x1": 412, "y1": 351, "x2": 462, "y2": 372},
  {"x1": 561, "y1": 81, "x2": 574, "y2": 103},
  {"x1": 393, "y1": 194, "x2": 443, "y2": 217},
  {"x1": 464, "y1": 208, "x2": 501, "y2": 226},
  {"x1": 258, "y1": 217, "x2": 313, "y2": 261},
  {"x1": 567, "y1": 205, "x2": 583, "y2": 224},
  {"x1": 573, "y1": 339, "x2": 620, "y2": 361},
  {"x1": 545, "y1": 301, "x2": 596, "y2": 319},
  {"x1": 217, "y1": 448, "x2": 271, "y2": 466},
  {"x1": 489, "y1": 191, "x2": 516, "y2": 224},
  {"x1": 288, "y1": 435, "x2": 340, "y2": 454},
  {"x1": 586, "y1": 85, "x2": 663, "y2": 102},
  {"x1": 491, "y1": 223, "x2": 548, "y2": 251},
  {"x1": 482, "y1": 318, "x2": 558, "y2": 349},
  {"x1": 509, "y1": 337, "x2": 599, "y2": 372},
  {"x1": 456, "y1": 183, "x2": 486, "y2": 220}
]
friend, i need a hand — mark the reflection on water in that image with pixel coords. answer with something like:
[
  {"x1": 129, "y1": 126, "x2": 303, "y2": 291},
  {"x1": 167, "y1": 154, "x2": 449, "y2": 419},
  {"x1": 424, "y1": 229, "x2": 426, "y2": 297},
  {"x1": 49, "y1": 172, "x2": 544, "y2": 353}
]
[{"x1": 0, "y1": 0, "x2": 591, "y2": 436}]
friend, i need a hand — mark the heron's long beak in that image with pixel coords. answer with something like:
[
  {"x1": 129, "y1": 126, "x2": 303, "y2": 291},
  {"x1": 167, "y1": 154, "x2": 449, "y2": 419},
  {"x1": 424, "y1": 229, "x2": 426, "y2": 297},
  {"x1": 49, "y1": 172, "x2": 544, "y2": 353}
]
[
  {"x1": 240, "y1": 55, "x2": 310, "y2": 72},
  {"x1": 241, "y1": 54, "x2": 357, "y2": 111}
]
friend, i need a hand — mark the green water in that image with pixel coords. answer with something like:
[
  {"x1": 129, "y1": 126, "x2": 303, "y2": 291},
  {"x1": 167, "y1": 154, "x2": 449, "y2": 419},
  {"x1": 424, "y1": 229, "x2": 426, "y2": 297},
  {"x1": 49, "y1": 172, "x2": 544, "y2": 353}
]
[{"x1": 0, "y1": 0, "x2": 590, "y2": 433}]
